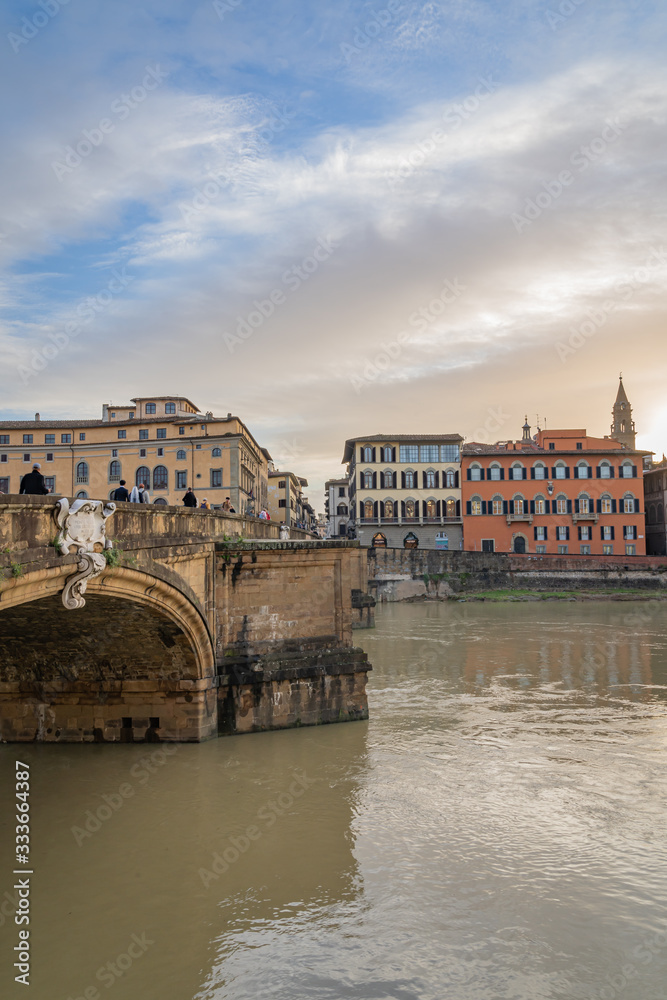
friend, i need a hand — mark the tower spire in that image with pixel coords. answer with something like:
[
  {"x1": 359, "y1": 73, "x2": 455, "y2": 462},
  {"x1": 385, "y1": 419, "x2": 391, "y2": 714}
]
[{"x1": 610, "y1": 375, "x2": 635, "y2": 449}]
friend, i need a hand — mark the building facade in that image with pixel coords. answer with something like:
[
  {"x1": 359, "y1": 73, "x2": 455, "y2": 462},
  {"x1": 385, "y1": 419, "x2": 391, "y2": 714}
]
[
  {"x1": 325, "y1": 477, "x2": 350, "y2": 538},
  {"x1": 267, "y1": 469, "x2": 315, "y2": 529},
  {"x1": 462, "y1": 424, "x2": 648, "y2": 556},
  {"x1": 644, "y1": 459, "x2": 667, "y2": 555},
  {"x1": 0, "y1": 396, "x2": 270, "y2": 512},
  {"x1": 343, "y1": 434, "x2": 463, "y2": 549}
]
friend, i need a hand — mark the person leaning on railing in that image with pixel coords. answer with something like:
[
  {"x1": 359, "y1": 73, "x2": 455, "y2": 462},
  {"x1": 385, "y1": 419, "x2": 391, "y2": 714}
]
[{"x1": 20, "y1": 462, "x2": 50, "y2": 495}]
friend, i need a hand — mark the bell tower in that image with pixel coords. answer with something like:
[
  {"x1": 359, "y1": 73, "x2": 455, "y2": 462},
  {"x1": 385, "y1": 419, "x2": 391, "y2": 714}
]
[{"x1": 610, "y1": 374, "x2": 636, "y2": 450}]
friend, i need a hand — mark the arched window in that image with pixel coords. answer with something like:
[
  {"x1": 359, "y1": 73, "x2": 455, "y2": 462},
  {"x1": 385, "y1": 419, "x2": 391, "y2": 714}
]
[
  {"x1": 76, "y1": 461, "x2": 89, "y2": 484},
  {"x1": 554, "y1": 462, "x2": 567, "y2": 479},
  {"x1": 534, "y1": 496, "x2": 545, "y2": 515},
  {"x1": 533, "y1": 463, "x2": 546, "y2": 480},
  {"x1": 382, "y1": 446, "x2": 393, "y2": 462},
  {"x1": 471, "y1": 497, "x2": 482, "y2": 515},
  {"x1": 446, "y1": 498, "x2": 457, "y2": 518},
  {"x1": 364, "y1": 500, "x2": 374, "y2": 520},
  {"x1": 337, "y1": 503, "x2": 348, "y2": 515},
  {"x1": 177, "y1": 449, "x2": 186, "y2": 461},
  {"x1": 382, "y1": 471, "x2": 393, "y2": 489},
  {"x1": 620, "y1": 461, "x2": 634, "y2": 479},
  {"x1": 556, "y1": 495, "x2": 567, "y2": 515},
  {"x1": 577, "y1": 462, "x2": 590, "y2": 479},
  {"x1": 514, "y1": 496, "x2": 524, "y2": 514},
  {"x1": 404, "y1": 470, "x2": 415, "y2": 490},
  {"x1": 405, "y1": 499, "x2": 416, "y2": 519},
  {"x1": 511, "y1": 463, "x2": 525, "y2": 481},
  {"x1": 599, "y1": 462, "x2": 612, "y2": 479},
  {"x1": 489, "y1": 463, "x2": 502, "y2": 481},
  {"x1": 371, "y1": 532, "x2": 387, "y2": 548},
  {"x1": 363, "y1": 471, "x2": 374, "y2": 489},
  {"x1": 600, "y1": 494, "x2": 612, "y2": 514},
  {"x1": 154, "y1": 497, "x2": 168, "y2": 505},
  {"x1": 403, "y1": 532, "x2": 419, "y2": 549},
  {"x1": 153, "y1": 466, "x2": 168, "y2": 490},
  {"x1": 136, "y1": 466, "x2": 150, "y2": 487},
  {"x1": 445, "y1": 469, "x2": 456, "y2": 488},
  {"x1": 425, "y1": 470, "x2": 436, "y2": 489},
  {"x1": 469, "y1": 464, "x2": 482, "y2": 481},
  {"x1": 492, "y1": 496, "x2": 503, "y2": 515},
  {"x1": 75, "y1": 490, "x2": 88, "y2": 499},
  {"x1": 109, "y1": 460, "x2": 121, "y2": 481},
  {"x1": 212, "y1": 447, "x2": 222, "y2": 458},
  {"x1": 425, "y1": 499, "x2": 437, "y2": 519},
  {"x1": 623, "y1": 493, "x2": 635, "y2": 514},
  {"x1": 363, "y1": 446, "x2": 374, "y2": 462},
  {"x1": 578, "y1": 494, "x2": 590, "y2": 514},
  {"x1": 383, "y1": 500, "x2": 394, "y2": 518}
]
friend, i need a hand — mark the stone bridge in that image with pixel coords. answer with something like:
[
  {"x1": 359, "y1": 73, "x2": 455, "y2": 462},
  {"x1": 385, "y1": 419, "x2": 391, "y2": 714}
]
[{"x1": 0, "y1": 497, "x2": 373, "y2": 743}]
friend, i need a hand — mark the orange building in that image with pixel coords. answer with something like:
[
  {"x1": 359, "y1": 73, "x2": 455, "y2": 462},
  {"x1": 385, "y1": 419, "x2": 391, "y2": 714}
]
[{"x1": 462, "y1": 422, "x2": 649, "y2": 556}]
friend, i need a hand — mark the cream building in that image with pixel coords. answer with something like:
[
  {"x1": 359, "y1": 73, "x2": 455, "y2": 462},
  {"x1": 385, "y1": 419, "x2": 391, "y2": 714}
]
[
  {"x1": 0, "y1": 395, "x2": 270, "y2": 512},
  {"x1": 267, "y1": 469, "x2": 313, "y2": 528},
  {"x1": 342, "y1": 433, "x2": 464, "y2": 549},
  {"x1": 325, "y1": 477, "x2": 350, "y2": 538}
]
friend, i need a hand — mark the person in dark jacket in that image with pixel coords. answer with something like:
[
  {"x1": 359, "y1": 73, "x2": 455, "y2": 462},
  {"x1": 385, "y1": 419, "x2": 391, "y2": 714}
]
[
  {"x1": 183, "y1": 487, "x2": 197, "y2": 508},
  {"x1": 20, "y1": 463, "x2": 49, "y2": 495},
  {"x1": 112, "y1": 480, "x2": 130, "y2": 502}
]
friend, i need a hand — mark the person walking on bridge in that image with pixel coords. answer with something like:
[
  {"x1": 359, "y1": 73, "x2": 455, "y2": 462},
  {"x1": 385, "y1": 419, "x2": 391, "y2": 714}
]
[
  {"x1": 20, "y1": 462, "x2": 49, "y2": 495},
  {"x1": 183, "y1": 487, "x2": 197, "y2": 508}
]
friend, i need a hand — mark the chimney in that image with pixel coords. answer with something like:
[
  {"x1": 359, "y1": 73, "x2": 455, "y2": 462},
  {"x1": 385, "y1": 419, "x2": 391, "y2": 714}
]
[{"x1": 34, "y1": 412, "x2": 40, "y2": 421}]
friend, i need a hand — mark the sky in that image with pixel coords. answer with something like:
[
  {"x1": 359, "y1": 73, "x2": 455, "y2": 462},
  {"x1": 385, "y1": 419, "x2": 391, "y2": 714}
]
[{"x1": 1, "y1": 0, "x2": 666, "y2": 510}]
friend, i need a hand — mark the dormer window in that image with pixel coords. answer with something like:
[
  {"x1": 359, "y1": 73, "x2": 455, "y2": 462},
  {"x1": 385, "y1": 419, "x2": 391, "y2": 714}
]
[{"x1": 145, "y1": 403, "x2": 156, "y2": 414}]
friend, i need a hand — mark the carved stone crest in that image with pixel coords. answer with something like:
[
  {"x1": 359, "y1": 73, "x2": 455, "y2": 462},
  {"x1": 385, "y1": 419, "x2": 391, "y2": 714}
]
[{"x1": 54, "y1": 498, "x2": 116, "y2": 609}]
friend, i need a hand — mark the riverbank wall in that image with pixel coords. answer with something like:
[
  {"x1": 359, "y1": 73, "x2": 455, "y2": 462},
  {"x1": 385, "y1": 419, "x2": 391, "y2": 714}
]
[{"x1": 368, "y1": 549, "x2": 667, "y2": 601}]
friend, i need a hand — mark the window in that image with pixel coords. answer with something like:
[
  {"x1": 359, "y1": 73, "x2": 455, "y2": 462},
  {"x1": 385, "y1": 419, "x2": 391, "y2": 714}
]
[
  {"x1": 45, "y1": 434, "x2": 55, "y2": 444},
  {"x1": 363, "y1": 471, "x2": 374, "y2": 489},
  {"x1": 382, "y1": 446, "x2": 393, "y2": 462},
  {"x1": 139, "y1": 429, "x2": 149, "y2": 440},
  {"x1": 445, "y1": 470, "x2": 457, "y2": 488},
  {"x1": 157, "y1": 428, "x2": 166, "y2": 439},
  {"x1": 0, "y1": 454, "x2": 6, "y2": 463},
  {"x1": 372, "y1": 532, "x2": 388, "y2": 548},
  {"x1": 514, "y1": 497, "x2": 524, "y2": 514},
  {"x1": 601, "y1": 496, "x2": 612, "y2": 514},
  {"x1": 533, "y1": 464, "x2": 546, "y2": 479},
  {"x1": 446, "y1": 498, "x2": 457, "y2": 518},
  {"x1": 441, "y1": 444, "x2": 460, "y2": 462},
  {"x1": 364, "y1": 500, "x2": 374, "y2": 519},
  {"x1": 278, "y1": 480, "x2": 286, "y2": 489},
  {"x1": 580, "y1": 526, "x2": 591, "y2": 540},
  {"x1": 577, "y1": 463, "x2": 590, "y2": 479},
  {"x1": 489, "y1": 464, "x2": 501, "y2": 480},
  {"x1": 61, "y1": 433, "x2": 71, "y2": 443},
  {"x1": 624, "y1": 525, "x2": 637, "y2": 540},
  {"x1": 603, "y1": 544, "x2": 613, "y2": 555},
  {"x1": 177, "y1": 450, "x2": 186, "y2": 461},
  {"x1": 46, "y1": 453, "x2": 53, "y2": 462},
  {"x1": 157, "y1": 448, "x2": 164, "y2": 457},
  {"x1": 111, "y1": 412, "x2": 116, "y2": 418},
  {"x1": 556, "y1": 497, "x2": 567, "y2": 514},
  {"x1": 534, "y1": 497, "x2": 545, "y2": 514},
  {"x1": 404, "y1": 470, "x2": 415, "y2": 489},
  {"x1": 558, "y1": 545, "x2": 568, "y2": 554},
  {"x1": 210, "y1": 469, "x2": 222, "y2": 488},
  {"x1": 549, "y1": 443, "x2": 556, "y2": 450},
  {"x1": 425, "y1": 471, "x2": 436, "y2": 489},
  {"x1": 383, "y1": 500, "x2": 394, "y2": 518},
  {"x1": 135, "y1": 466, "x2": 151, "y2": 487},
  {"x1": 405, "y1": 499, "x2": 416, "y2": 519},
  {"x1": 399, "y1": 444, "x2": 418, "y2": 463},
  {"x1": 469, "y1": 465, "x2": 482, "y2": 481},
  {"x1": 109, "y1": 460, "x2": 121, "y2": 481},
  {"x1": 44, "y1": 476, "x2": 55, "y2": 492},
  {"x1": 0, "y1": 477, "x2": 9, "y2": 492},
  {"x1": 555, "y1": 463, "x2": 567, "y2": 479},
  {"x1": 179, "y1": 427, "x2": 185, "y2": 435},
  {"x1": 176, "y1": 471, "x2": 187, "y2": 490},
  {"x1": 536, "y1": 526, "x2": 546, "y2": 540},
  {"x1": 557, "y1": 526, "x2": 568, "y2": 541},
  {"x1": 23, "y1": 453, "x2": 30, "y2": 462},
  {"x1": 165, "y1": 402, "x2": 176, "y2": 414},
  {"x1": 579, "y1": 496, "x2": 590, "y2": 514},
  {"x1": 492, "y1": 498, "x2": 503, "y2": 515},
  {"x1": 420, "y1": 445, "x2": 439, "y2": 463},
  {"x1": 383, "y1": 471, "x2": 394, "y2": 489},
  {"x1": 0, "y1": 435, "x2": 8, "y2": 444},
  {"x1": 580, "y1": 545, "x2": 591, "y2": 555},
  {"x1": 140, "y1": 448, "x2": 146, "y2": 458},
  {"x1": 425, "y1": 499, "x2": 437, "y2": 519},
  {"x1": 576, "y1": 443, "x2": 583, "y2": 450},
  {"x1": 482, "y1": 539, "x2": 495, "y2": 553},
  {"x1": 153, "y1": 466, "x2": 168, "y2": 490},
  {"x1": 536, "y1": 545, "x2": 547, "y2": 554},
  {"x1": 111, "y1": 448, "x2": 118, "y2": 457},
  {"x1": 471, "y1": 498, "x2": 482, "y2": 515},
  {"x1": 130, "y1": 412, "x2": 135, "y2": 420},
  {"x1": 338, "y1": 487, "x2": 346, "y2": 497},
  {"x1": 279, "y1": 499, "x2": 286, "y2": 507},
  {"x1": 117, "y1": 430, "x2": 126, "y2": 439},
  {"x1": 599, "y1": 463, "x2": 611, "y2": 479},
  {"x1": 620, "y1": 463, "x2": 635, "y2": 478},
  {"x1": 511, "y1": 464, "x2": 524, "y2": 480},
  {"x1": 363, "y1": 446, "x2": 374, "y2": 462},
  {"x1": 75, "y1": 491, "x2": 88, "y2": 499},
  {"x1": 76, "y1": 462, "x2": 89, "y2": 484},
  {"x1": 212, "y1": 447, "x2": 222, "y2": 458},
  {"x1": 337, "y1": 504, "x2": 348, "y2": 515},
  {"x1": 623, "y1": 495, "x2": 635, "y2": 514},
  {"x1": 79, "y1": 433, "x2": 85, "y2": 441},
  {"x1": 145, "y1": 403, "x2": 156, "y2": 414},
  {"x1": 602, "y1": 525, "x2": 613, "y2": 540},
  {"x1": 23, "y1": 434, "x2": 33, "y2": 444},
  {"x1": 625, "y1": 544, "x2": 636, "y2": 556}
]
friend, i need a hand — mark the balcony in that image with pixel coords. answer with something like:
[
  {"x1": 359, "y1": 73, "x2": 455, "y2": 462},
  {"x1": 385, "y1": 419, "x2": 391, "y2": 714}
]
[
  {"x1": 572, "y1": 511, "x2": 599, "y2": 524},
  {"x1": 506, "y1": 512, "x2": 533, "y2": 525},
  {"x1": 358, "y1": 515, "x2": 462, "y2": 527}
]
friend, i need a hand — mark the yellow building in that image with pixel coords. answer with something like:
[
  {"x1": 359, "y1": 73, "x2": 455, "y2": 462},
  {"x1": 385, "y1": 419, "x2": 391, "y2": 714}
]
[
  {"x1": 266, "y1": 469, "x2": 315, "y2": 528},
  {"x1": 0, "y1": 395, "x2": 270, "y2": 512}
]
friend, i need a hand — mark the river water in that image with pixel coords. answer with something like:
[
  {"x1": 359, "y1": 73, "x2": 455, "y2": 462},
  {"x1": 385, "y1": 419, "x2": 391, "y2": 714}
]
[{"x1": 2, "y1": 600, "x2": 667, "y2": 1000}]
